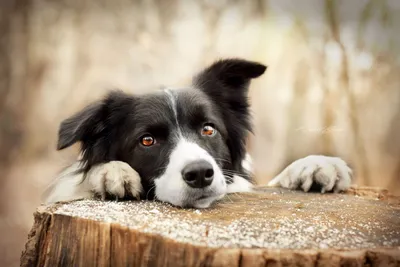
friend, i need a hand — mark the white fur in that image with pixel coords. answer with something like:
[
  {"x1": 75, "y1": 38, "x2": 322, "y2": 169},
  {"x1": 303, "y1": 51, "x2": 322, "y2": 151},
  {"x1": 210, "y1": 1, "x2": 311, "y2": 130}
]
[
  {"x1": 223, "y1": 152, "x2": 255, "y2": 194},
  {"x1": 154, "y1": 138, "x2": 227, "y2": 208},
  {"x1": 164, "y1": 89, "x2": 181, "y2": 131},
  {"x1": 267, "y1": 155, "x2": 352, "y2": 193},
  {"x1": 43, "y1": 161, "x2": 142, "y2": 203},
  {"x1": 87, "y1": 161, "x2": 142, "y2": 200},
  {"x1": 227, "y1": 175, "x2": 254, "y2": 193},
  {"x1": 43, "y1": 162, "x2": 93, "y2": 203},
  {"x1": 44, "y1": 154, "x2": 352, "y2": 206},
  {"x1": 241, "y1": 153, "x2": 253, "y2": 173}
]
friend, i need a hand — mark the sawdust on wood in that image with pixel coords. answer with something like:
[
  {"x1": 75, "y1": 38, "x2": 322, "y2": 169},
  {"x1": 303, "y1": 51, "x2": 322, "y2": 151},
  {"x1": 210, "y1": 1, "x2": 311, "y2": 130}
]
[{"x1": 48, "y1": 187, "x2": 400, "y2": 250}]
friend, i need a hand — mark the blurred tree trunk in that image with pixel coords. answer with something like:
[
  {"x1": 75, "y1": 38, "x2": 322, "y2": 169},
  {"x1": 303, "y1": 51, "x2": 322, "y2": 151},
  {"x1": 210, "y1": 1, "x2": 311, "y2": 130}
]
[
  {"x1": 325, "y1": 0, "x2": 370, "y2": 185},
  {"x1": 0, "y1": 2, "x2": 32, "y2": 266},
  {"x1": 1, "y1": 1, "x2": 400, "y2": 266},
  {"x1": 0, "y1": 1, "x2": 30, "y2": 183},
  {"x1": 0, "y1": 2, "x2": 15, "y2": 171}
]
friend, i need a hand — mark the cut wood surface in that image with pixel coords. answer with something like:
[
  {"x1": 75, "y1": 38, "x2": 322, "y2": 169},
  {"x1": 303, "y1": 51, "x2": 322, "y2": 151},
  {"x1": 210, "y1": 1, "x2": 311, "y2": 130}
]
[{"x1": 21, "y1": 186, "x2": 400, "y2": 267}]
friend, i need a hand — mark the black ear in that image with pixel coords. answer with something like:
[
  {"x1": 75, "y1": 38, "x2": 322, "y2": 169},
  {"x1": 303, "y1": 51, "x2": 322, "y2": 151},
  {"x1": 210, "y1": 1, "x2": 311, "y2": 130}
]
[
  {"x1": 57, "y1": 101, "x2": 105, "y2": 150},
  {"x1": 193, "y1": 58, "x2": 266, "y2": 92},
  {"x1": 57, "y1": 90, "x2": 130, "y2": 151},
  {"x1": 192, "y1": 59, "x2": 267, "y2": 172}
]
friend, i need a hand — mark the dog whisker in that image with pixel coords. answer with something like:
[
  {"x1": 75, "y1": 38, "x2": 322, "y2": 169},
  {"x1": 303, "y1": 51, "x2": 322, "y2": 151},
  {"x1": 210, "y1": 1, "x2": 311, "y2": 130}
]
[
  {"x1": 146, "y1": 185, "x2": 157, "y2": 200},
  {"x1": 230, "y1": 192, "x2": 245, "y2": 201},
  {"x1": 222, "y1": 171, "x2": 252, "y2": 179},
  {"x1": 224, "y1": 193, "x2": 234, "y2": 203},
  {"x1": 212, "y1": 157, "x2": 232, "y2": 163}
]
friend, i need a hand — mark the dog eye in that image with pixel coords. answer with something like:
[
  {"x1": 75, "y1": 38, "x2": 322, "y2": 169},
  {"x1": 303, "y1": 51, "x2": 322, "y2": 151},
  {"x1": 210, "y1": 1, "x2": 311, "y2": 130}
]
[
  {"x1": 140, "y1": 135, "x2": 155, "y2": 146},
  {"x1": 201, "y1": 124, "x2": 216, "y2": 136}
]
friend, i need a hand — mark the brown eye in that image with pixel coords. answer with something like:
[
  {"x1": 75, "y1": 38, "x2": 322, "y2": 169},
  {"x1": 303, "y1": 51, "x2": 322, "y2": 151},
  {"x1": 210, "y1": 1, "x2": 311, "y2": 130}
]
[
  {"x1": 140, "y1": 135, "x2": 155, "y2": 146},
  {"x1": 201, "y1": 124, "x2": 216, "y2": 136}
]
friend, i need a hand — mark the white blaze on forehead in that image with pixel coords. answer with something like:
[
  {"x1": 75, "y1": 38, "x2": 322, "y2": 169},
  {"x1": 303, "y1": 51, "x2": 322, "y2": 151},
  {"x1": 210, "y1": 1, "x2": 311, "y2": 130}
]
[
  {"x1": 154, "y1": 138, "x2": 227, "y2": 208},
  {"x1": 164, "y1": 88, "x2": 182, "y2": 137}
]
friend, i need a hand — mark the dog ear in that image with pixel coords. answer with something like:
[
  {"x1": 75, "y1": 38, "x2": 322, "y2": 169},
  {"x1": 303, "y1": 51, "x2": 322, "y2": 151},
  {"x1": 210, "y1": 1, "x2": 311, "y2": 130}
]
[
  {"x1": 57, "y1": 102, "x2": 105, "y2": 150},
  {"x1": 192, "y1": 58, "x2": 266, "y2": 130},
  {"x1": 193, "y1": 59, "x2": 267, "y2": 171},
  {"x1": 57, "y1": 90, "x2": 130, "y2": 151},
  {"x1": 193, "y1": 58, "x2": 266, "y2": 93}
]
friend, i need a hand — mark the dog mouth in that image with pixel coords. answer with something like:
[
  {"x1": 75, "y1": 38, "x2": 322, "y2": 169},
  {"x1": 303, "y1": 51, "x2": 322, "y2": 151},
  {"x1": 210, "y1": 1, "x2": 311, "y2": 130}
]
[
  {"x1": 182, "y1": 191, "x2": 225, "y2": 208},
  {"x1": 154, "y1": 173, "x2": 228, "y2": 208},
  {"x1": 159, "y1": 192, "x2": 226, "y2": 209},
  {"x1": 195, "y1": 194, "x2": 211, "y2": 201}
]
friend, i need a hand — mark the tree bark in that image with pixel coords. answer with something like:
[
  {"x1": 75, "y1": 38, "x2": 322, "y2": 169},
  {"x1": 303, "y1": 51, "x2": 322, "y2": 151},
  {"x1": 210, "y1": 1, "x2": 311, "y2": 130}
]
[{"x1": 21, "y1": 187, "x2": 400, "y2": 267}]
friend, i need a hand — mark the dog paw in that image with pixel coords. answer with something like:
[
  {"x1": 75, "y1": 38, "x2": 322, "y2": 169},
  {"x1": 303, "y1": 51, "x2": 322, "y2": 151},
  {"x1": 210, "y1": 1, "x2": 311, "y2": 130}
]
[
  {"x1": 86, "y1": 161, "x2": 143, "y2": 200},
  {"x1": 267, "y1": 155, "x2": 353, "y2": 193}
]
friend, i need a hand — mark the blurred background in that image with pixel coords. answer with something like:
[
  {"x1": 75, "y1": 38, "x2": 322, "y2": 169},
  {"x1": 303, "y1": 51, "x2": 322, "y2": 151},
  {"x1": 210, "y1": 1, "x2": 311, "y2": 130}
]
[{"x1": 1, "y1": 0, "x2": 400, "y2": 266}]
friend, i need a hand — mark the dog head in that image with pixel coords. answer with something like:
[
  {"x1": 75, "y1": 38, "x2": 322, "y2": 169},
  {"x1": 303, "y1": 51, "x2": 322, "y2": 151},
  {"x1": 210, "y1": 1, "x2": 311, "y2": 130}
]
[{"x1": 57, "y1": 59, "x2": 266, "y2": 208}]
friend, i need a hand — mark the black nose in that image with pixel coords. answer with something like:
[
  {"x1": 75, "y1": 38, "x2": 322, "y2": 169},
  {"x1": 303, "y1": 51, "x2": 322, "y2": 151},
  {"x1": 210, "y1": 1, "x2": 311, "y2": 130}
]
[{"x1": 182, "y1": 160, "x2": 214, "y2": 188}]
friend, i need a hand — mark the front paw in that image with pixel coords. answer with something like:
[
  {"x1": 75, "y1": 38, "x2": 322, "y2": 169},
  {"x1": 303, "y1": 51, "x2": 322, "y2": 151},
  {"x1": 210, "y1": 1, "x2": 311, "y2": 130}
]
[
  {"x1": 86, "y1": 161, "x2": 143, "y2": 200},
  {"x1": 267, "y1": 155, "x2": 353, "y2": 193}
]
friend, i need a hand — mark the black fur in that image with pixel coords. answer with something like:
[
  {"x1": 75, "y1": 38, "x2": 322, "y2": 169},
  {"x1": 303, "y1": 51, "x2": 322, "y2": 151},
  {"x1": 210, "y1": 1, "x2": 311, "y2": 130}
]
[
  {"x1": 57, "y1": 59, "x2": 267, "y2": 199},
  {"x1": 193, "y1": 59, "x2": 267, "y2": 173}
]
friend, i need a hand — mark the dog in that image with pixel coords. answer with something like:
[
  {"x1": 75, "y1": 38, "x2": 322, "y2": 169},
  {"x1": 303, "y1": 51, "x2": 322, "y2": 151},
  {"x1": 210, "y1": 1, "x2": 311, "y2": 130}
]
[{"x1": 43, "y1": 59, "x2": 353, "y2": 208}]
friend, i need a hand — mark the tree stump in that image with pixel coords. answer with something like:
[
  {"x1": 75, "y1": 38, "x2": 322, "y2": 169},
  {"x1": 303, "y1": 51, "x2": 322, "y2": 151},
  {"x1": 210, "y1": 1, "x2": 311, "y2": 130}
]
[{"x1": 21, "y1": 187, "x2": 400, "y2": 267}]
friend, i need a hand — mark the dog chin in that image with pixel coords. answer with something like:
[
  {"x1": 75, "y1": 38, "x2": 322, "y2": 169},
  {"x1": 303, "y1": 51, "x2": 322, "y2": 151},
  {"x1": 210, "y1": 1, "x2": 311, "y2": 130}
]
[
  {"x1": 170, "y1": 195, "x2": 225, "y2": 209},
  {"x1": 186, "y1": 193, "x2": 226, "y2": 208},
  {"x1": 155, "y1": 184, "x2": 227, "y2": 209}
]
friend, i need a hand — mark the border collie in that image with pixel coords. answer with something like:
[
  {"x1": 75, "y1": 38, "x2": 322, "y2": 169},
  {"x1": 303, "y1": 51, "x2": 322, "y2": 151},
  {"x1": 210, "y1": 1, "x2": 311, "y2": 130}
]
[{"x1": 43, "y1": 59, "x2": 352, "y2": 208}]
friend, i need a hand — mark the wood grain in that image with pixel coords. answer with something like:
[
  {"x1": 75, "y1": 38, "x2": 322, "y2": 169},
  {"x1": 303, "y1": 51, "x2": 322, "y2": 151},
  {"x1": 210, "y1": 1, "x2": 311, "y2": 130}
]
[{"x1": 21, "y1": 187, "x2": 400, "y2": 267}]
